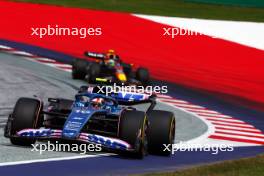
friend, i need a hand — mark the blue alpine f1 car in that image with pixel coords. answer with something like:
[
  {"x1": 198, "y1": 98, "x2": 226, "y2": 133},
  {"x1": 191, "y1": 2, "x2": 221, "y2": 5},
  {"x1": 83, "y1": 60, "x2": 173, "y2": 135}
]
[{"x1": 4, "y1": 87, "x2": 175, "y2": 158}]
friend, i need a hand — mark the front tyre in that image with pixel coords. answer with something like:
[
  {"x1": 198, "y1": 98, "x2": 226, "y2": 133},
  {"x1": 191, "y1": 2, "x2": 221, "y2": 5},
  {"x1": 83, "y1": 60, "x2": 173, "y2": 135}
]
[
  {"x1": 72, "y1": 59, "x2": 89, "y2": 79},
  {"x1": 122, "y1": 63, "x2": 133, "y2": 78},
  {"x1": 147, "y1": 110, "x2": 175, "y2": 156},
  {"x1": 10, "y1": 98, "x2": 42, "y2": 146},
  {"x1": 85, "y1": 63, "x2": 101, "y2": 83},
  {"x1": 119, "y1": 110, "x2": 148, "y2": 159}
]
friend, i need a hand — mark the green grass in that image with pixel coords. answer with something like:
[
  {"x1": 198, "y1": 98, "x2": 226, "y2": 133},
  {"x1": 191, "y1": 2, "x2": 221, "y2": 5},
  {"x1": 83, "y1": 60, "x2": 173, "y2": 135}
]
[
  {"x1": 141, "y1": 154, "x2": 264, "y2": 176},
  {"x1": 14, "y1": 0, "x2": 264, "y2": 22}
]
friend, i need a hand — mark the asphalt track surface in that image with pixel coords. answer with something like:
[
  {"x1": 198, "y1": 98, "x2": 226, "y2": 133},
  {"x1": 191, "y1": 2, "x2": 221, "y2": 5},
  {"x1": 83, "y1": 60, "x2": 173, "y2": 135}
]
[{"x1": 0, "y1": 53, "x2": 207, "y2": 164}]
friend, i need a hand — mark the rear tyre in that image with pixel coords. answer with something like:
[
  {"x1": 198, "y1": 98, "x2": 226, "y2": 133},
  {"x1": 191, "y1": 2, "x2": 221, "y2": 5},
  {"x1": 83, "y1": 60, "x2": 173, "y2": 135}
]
[
  {"x1": 136, "y1": 68, "x2": 150, "y2": 86},
  {"x1": 10, "y1": 98, "x2": 42, "y2": 146},
  {"x1": 147, "y1": 110, "x2": 175, "y2": 156},
  {"x1": 122, "y1": 63, "x2": 133, "y2": 78},
  {"x1": 85, "y1": 63, "x2": 101, "y2": 83},
  {"x1": 72, "y1": 59, "x2": 89, "y2": 79},
  {"x1": 119, "y1": 110, "x2": 148, "y2": 159}
]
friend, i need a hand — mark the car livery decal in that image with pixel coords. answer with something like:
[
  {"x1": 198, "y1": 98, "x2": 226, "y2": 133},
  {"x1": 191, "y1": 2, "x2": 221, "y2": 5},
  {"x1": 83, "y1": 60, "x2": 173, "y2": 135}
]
[
  {"x1": 16, "y1": 129, "x2": 131, "y2": 150},
  {"x1": 17, "y1": 129, "x2": 60, "y2": 137},
  {"x1": 62, "y1": 107, "x2": 100, "y2": 139},
  {"x1": 113, "y1": 92, "x2": 149, "y2": 102},
  {"x1": 79, "y1": 133, "x2": 131, "y2": 150}
]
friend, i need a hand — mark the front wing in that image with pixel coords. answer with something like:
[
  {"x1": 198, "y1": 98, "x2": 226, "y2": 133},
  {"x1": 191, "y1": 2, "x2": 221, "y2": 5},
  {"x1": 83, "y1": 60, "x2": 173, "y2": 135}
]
[{"x1": 7, "y1": 128, "x2": 133, "y2": 151}]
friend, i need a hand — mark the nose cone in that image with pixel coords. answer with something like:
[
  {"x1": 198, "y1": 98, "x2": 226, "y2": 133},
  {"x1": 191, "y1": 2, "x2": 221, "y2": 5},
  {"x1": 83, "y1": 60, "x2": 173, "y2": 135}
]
[
  {"x1": 62, "y1": 121, "x2": 82, "y2": 139},
  {"x1": 62, "y1": 108, "x2": 92, "y2": 139}
]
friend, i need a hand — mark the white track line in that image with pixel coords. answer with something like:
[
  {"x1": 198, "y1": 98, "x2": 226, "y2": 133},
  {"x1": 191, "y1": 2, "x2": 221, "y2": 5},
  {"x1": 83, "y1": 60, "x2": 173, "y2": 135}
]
[
  {"x1": 0, "y1": 153, "x2": 113, "y2": 167},
  {"x1": 168, "y1": 103, "x2": 206, "y2": 109},
  {"x1": 57, "y1": 65, "x2": 72, "y2": 69},
  {"x1": 134, "y1": 14, "x2": 264, "y2": 51},
  {"x1": 210, "y1": 134, "x2": 264, "y2": 143},
  {"x1": 215, "y1": 125, "x2": 261, "y2": 132},
  {"x1": 156, "y1": 94, "x2": 173, "y2": 99},
  {"x1": 210, "y1": 121, "x2": 254, "y2": 128},
  {"x1": 215, "y1": 129, "x2": 264, "y2": 137},
  {"x1": 205, "y1": 117, "x2": 246, "y2": 123},
  {"x1": 157, "y1": 98, "x2": 189, "y2": 104},
  {"x1": 43, "y1": 63, "x2": 72, "y2": 68},
  {"x1": 36, "y1": 58, "x2": 57, "y2": 62},
  {"x1": 8, "y1": 51, "x2": 34, "y2": 56},
  {"x1": 180, "y1": 108, "x2": 219, "y2": 114},
  {"x1": 0, "y1": 45, "x2": 12, "y2": 50},
  {"x1": 196, "y1": 113, "x2": 233, "y2": 118}
]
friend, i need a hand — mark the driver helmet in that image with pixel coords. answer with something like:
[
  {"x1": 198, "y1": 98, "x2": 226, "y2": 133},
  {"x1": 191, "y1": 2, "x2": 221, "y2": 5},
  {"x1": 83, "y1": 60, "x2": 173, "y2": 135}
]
[
  {"x1": 76, "y1": 96, "x2": 90, "y2": 107},
  {"x1": 107, "y1": 59, "x2": 115, "y2": 67},
  {"x1": 91, "y1": 98, "x2": 105, "y2": 109},
  {"x1": 106, "y1": 49, "x2": 119, "y2": 60},
  {"x1": 106, "y1": 49, "x2": 115, "y2": 58},
  {"x1": 107, "y1": 49, "x2": 115, "y2": 56},
  {"x1": 80, "y1": 96, "x2": 89, "y2": 103},
  {"x1": 109, "y1": 54, "x2": 120, "y2": 61}
]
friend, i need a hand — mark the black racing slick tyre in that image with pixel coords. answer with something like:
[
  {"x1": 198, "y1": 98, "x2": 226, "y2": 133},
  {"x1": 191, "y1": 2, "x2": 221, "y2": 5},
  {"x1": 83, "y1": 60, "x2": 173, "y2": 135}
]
[
  {"x1": 136, "y1": 67, "x2": 150, "y2": 86},
  {"x1": 86, "y1": 63, "x2": 101, "y2": 83},
  {"x1": 119, "y1": 110, "x2": 148, "y2": 159},
  {"x1": 147, "y1": 110, "x2": 175, "y2": 156},
  {"x1": 10, "y1": 98, "x2": 42, "y2": 146},
  {"x1": 72, "y1": 59, "x2": 89, "y2": 79},
  {"x1": 122, "y1": 63, "x2": 133, "y2": 78}
]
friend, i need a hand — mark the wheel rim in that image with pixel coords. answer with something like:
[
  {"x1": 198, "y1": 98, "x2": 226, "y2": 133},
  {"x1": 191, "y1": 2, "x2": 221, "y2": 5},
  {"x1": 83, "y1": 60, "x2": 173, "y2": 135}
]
[
  {"x1": 142, "y1": 119, "x2": 148, "y2": 156},
  {"x1": 138, "y1": 117, "x2": 148, "y2": 157},
  {"x1": 169, "y1": 118, "x2": 176, "y2": 144}
]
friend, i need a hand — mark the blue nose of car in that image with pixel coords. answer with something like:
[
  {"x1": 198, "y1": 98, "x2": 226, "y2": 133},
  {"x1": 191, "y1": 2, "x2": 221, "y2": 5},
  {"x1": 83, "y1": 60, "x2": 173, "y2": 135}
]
[{"x1": 62, "y1": 108, "x2": 93, "y2": 139}]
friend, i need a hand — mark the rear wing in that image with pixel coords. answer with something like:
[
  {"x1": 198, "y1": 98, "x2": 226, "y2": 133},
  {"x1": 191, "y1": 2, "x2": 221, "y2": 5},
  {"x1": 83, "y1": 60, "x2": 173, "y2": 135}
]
[{"x1": 84, "y1": 51, "x2": 105, "y2": 59}]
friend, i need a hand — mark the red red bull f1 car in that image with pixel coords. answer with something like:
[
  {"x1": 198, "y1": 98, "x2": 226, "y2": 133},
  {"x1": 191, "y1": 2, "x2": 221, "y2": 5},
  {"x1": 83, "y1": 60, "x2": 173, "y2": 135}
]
[{"x1": 72, "y1": 50, "x2": 150, "y2": 86}]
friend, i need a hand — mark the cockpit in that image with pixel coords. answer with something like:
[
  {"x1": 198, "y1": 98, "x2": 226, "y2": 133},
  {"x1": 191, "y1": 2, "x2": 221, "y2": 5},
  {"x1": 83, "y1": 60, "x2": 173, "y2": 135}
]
[{"x1": 74, "y1": 93, "x2": 117, "y2": 110}]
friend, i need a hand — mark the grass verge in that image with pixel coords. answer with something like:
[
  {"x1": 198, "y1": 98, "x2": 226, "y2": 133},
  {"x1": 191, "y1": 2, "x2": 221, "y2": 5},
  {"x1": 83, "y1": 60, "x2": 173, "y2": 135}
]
[
  {"x1": 141, "y1": 154, "x2": 264, "y2": 176},
  {"x1": 14, "y1": 0, "x2": 264, "y2": 22}
]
